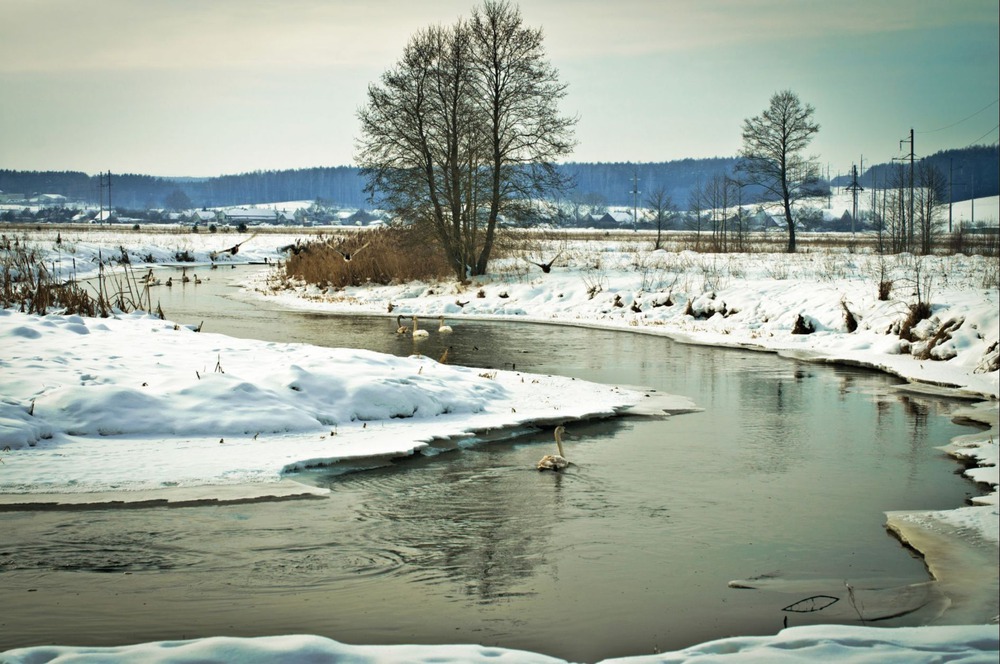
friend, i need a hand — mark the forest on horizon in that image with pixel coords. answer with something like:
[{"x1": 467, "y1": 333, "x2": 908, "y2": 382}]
[{"x1": 1, "y1": 145, "x2": 996, "y2": 212}]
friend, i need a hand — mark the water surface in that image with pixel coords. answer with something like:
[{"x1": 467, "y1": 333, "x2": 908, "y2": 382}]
[{"x1": 0, "y1": 266, "x2": 984, "y2": 661}]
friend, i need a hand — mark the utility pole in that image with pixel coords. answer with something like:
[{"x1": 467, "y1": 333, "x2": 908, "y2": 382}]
[
  {"x1": 98, "y1": 174, "x2": 105, "y2": 224},
  {"x1": 630, "y1": 171, "x2": 640, "y2": 232},
  {"x1": 105, "y1": 170, "x2": 112, "y2": 221},
  {"x1": 949, "y1": 158, "x2": 953, "y2": 233},
  {"x1": 826, "y1": 163, "x2": 831, "y2": 207},
  {"x1": 845, "y1": 163, "x2": 864, "y2": 236},
  {"x1": 894, "y1": 129, "x2": 915, "y2": 249}
]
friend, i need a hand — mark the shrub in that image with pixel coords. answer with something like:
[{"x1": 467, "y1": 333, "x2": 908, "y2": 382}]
[
  {"x1": 283, "y1": 226, "x2": 452, "y2": 288},
  {"x1": 791, "y1": 314, "x2": 815, "y2": 335},
  {"x1": 899, "y1": 301, "x2": 932, "y2": 342},
  {"x1": 841, "y1": 300, "x2": 858, "y2": 332}
]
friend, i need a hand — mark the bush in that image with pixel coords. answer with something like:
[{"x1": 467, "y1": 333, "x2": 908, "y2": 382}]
[
  {"x1": 284, "y1": 226, "x2": 452, "y2": 288},
  {"x1": 899, "y1": 301, "x2": 932, "y2": 342}
]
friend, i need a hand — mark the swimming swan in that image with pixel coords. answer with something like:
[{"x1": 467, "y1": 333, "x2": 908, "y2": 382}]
[
  {"x1": 412, "y1": 316, "x2": 429, "y2": 339},
  {"x1": 537, "y1": 425, "x2": 569, "y2": 471}
]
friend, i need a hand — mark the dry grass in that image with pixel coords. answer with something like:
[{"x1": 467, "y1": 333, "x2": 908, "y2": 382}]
[
  {"x1": 1, "y1": 234, "x2": 156, "y2": 316},
  {"x1": 283, "y1": 226, "x2": 453, "y2": 287}
]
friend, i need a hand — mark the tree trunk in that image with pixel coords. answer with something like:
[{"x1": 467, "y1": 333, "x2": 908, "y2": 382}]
[{"x1": 784, "y1": 197, "x2": 796, "y2": 253}]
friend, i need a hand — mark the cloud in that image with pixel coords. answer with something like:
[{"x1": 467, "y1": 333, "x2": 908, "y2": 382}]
[{"x1": 4, "y1": 0, "x2": 995, "y2": 74}]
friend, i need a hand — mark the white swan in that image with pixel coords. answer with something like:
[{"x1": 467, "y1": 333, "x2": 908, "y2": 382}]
[
  {"x1": 438, "y1": 316, "x2": 453, "y2": 333},
  {"x1": 412, "y1": 316, "x2": 430, "y2": 339},
  {"x1": 537, "y1": 425, "x2": 569, "y2": 471}
]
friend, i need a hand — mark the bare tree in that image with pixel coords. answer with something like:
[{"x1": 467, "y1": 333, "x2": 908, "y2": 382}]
[
  {"x1": 915, "y1": 162, "x2": 948, "y2": 255},
  {"x1": 356, "y1": 1, "x2": 576, "y2": 280},
  {"x1": 645, "y1": 186, "x2": 675, "y2": 249},
  {"x1": 686, "y1": 182, "x2": 707, "y2": 250},
  {"x1": 737, "y1": 90, "x2": 820, "y2": 253}
]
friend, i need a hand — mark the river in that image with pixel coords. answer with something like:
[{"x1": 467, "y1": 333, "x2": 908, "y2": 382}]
[{"x1": 0, "y1": 265, "x2": 985, "y2": 662}]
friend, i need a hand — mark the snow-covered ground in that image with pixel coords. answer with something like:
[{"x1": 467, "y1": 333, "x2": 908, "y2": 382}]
[
  {"x1": 2, "y1": 625, "x2": 997, "y2": 664},
  {"x1": 2, "y1": 226, "x2": 997, "y2": 663}
]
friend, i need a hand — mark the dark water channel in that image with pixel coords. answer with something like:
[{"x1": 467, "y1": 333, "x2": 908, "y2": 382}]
[{"x1": 0, "y1": 266, "x2": 986, "y2": 661}]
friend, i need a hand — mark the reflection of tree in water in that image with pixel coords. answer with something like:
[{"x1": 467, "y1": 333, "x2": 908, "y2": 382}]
[
  {"x1": 733, "y1": 363, "x2": 813, "y2": 475},
  {"x1": 348, "y1": 440, "x2": 566, "y2": 604},
  {"x1": 900, "y1": 395, "x2": 931, "y2": 483}
]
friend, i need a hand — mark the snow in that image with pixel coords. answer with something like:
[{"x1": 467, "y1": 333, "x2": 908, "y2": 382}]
[
  {"x1": 1, "y1": 308, "x2": 681, "y2": 498},
  {"x1": 2, "y1": 626, "x2": 997, "y2": 663},
  {"x1": 2, "y1": 226, "x2": 998, "y2": 663}
]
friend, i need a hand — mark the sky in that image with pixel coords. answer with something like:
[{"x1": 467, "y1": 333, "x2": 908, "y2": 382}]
[{"x1": 0, "y1": 0, "x2": 997, "y2": 179}]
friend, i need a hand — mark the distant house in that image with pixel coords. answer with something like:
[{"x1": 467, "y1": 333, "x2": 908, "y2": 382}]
[
  {"x1": 599, "y1": 211, "x2": 634, "y2": 226},
  {"x1": 222, "y1": 207, "x2": 286, "y2": 225},
  {"x1": 0, "y1": 191, "x2": 27, "y2": 204},
  {"x1": 748, "y1": 209, "x2": 785, "y2": 230},
  {"x1": 190, "y1": 209, "x2": 220, "y2": 224},
  {"x1": 34, "y1": 193, "x2": 67, "y2": 206}
]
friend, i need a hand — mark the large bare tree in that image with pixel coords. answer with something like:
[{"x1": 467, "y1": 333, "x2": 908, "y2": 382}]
[
  {"x1": 737, "y1": 90, "x2": 820, "y2": 253},
  {"x1": 356, "y1": 1, "x2": 575, "y2": 280}
]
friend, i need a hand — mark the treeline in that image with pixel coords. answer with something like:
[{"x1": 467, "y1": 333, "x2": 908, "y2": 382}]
[
  {"x1": 0, "y1": 167, "x2": 369, "y2": 210},
  {"x1": 2, "y1": 146, "x2": 994, "y2": 211},
  {"x1": 558, "y1": 158, "x2": 741, "y2": 207},
  {"x1": 1, "y1": 159, "x2": 743, "y2": 210}
]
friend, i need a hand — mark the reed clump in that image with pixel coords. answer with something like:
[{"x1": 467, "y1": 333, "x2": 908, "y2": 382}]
[
  {"x1": 1, "y1": 235, "x2": 156, "y2": 317},
  {"x1": 283, "y1": 227, "x2": 452, "y2": 288}
]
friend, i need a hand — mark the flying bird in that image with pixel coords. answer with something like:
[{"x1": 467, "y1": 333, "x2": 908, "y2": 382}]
[
  {"x1": 334, "y1": 241, "x2": 370, "y2": 262},
  {"x1": 537, "y1": 425, "x2": 569, "y2": 471},
  {"x1": 524, "y1": 251, "x2": 563, "y2": 274},
  {"x1": 210, "y1": 233, "x2": 258, "y2": 260}
]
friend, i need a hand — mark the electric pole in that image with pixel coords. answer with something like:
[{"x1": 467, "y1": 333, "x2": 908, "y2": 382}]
[
  {"x1": 845, "y1": 163, "x2": 864, "y2": 236},
  {"x1": 630, "y1": 171, "x2": 640, "y2": 232},
  {"x1": 894, "y1": 129, "x2": 915, "y2": 250}
]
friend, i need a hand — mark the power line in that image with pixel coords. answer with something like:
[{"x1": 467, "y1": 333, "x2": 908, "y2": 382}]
[
  {"x1": 963, "y1": 123, "x2": 1000, "y2": 149},
  {"x1": 917, "y1": 98, "x2": 999, "y2": 134}
]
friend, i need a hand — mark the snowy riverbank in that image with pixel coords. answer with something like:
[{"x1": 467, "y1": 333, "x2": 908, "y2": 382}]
[{"x1": 2, "y1": 227, "x2": 997, "y2": 662}]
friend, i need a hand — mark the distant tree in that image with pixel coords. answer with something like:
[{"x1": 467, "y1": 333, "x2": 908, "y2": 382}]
[
  {"x1": 164, "y1": 188, "x2": 192, "y2": 211},
  {"x1": 915, "y1": 162, "x2": 948, "y2": 255},
  {"x1": 738, "y1": 90, "x2": 820, "y2": 252},
  {"x1": 686, "y1": 183, "x2": 707, "y2": 250},
  {"x1": 356, "y1": 0, "x2": 576, "y2": 280},
  {"x1": 645, "y1": 186, "x2": 675, "y2": 250}
]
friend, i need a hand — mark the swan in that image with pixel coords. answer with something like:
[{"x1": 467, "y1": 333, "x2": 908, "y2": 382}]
[
  {"x1": 395, "y1": 315, "x2": 410, "y2": 335},
  {"x1": 438, "y1": 316, "x2": 453, "y2": 333},
  {"x1": 537, "y1": 425, "x2": 569, "y2": 471},
  {"x1": 411, "y1": 316, "x2": 429, "y2": 339}
]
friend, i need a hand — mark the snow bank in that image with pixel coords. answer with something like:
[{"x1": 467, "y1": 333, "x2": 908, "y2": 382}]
[
  {"x1": 0, "y1": 308, "x2": 688, "y2": 500},
  {"x1": 2, "y1": 625, "x2": 997, "y2": 663}
]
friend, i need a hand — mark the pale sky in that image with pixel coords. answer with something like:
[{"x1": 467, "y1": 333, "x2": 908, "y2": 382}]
[{"x1": 1, "y1": 0, "x2": 997, "y2": 178}]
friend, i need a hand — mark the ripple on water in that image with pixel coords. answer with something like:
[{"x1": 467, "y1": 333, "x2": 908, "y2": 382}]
[{"x1": 0, "y1": 531, "x2": 190, "y2": 573}]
